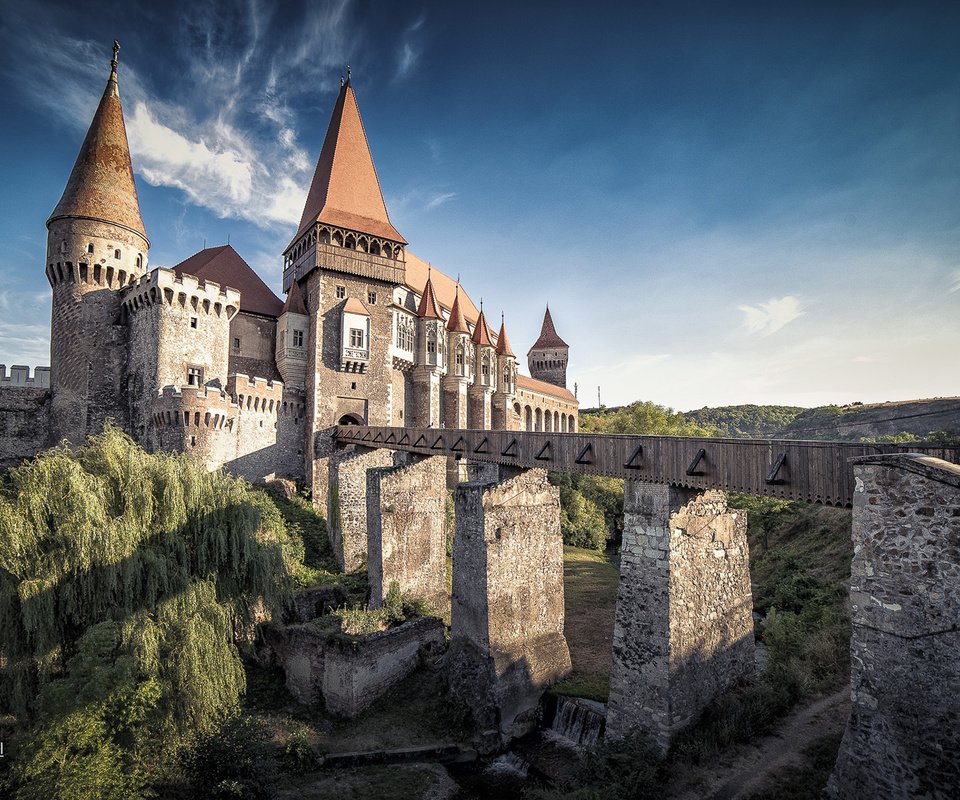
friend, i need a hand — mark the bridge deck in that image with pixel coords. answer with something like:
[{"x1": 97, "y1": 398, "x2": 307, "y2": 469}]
[{"x1": 334, "y1": 426, "x2": 960, "y2": 507}]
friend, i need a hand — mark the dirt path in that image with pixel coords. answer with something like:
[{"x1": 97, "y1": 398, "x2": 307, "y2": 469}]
[{"x1": 671, "y1": 688, "x2": 849, "y2": 800}]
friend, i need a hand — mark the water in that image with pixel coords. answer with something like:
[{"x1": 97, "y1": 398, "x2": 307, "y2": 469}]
[{"x1": 547, "y1": 696, "x2": 606, "y2": 747}]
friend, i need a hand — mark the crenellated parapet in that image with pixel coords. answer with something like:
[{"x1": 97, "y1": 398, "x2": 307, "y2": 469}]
[
  {"x1": 227, "y1": 373, "x2": 284, "y2": 416},
  {"x1": 123, "y1": 267, "x2": 240, "y2": 320},
  {"x1": 0, "y1": 364, "x2": 51, "y2": 388},
  {"x1": 150, "y1": 383, "x2": 238, "y2": 469}
]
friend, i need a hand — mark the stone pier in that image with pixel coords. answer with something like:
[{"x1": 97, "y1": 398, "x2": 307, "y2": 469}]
[
  {"x1": 826, "y1": 455, "x2": 960, "y2": 799},
  {"x1": 366, "y1": 455, "x2": 449, "y2": 611},
  {"x1": 327, "y1": 445, "x2": 395, "y2": 571},
  {"x1": 605, "y1": 481, "x2": 754, "y2": 751},
  {"x1": 448, "y1": 467, "x2": 571, "y2": 742}
]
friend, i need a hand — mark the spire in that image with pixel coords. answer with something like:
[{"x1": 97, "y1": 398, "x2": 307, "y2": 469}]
[
  {"x1": 471, "y1": 305, "x2": 494, "y2": 347},
  {"x1": 282, "y1": 278, "x2": 308, "y2": 316},
  {"x1": 495, "y1": 315, "x2": 515, "y2": 357},
  {"x1": 446, "y1": 285, "x2": 469, "y2": 333},
  {"x1": 295, "y1": 77, "x2": 406, "y2": 244},
  {"x1": 417, "y1": 271, "x2": 442, "y2": 319},
  {"x1": 530, "y1": 305, "x2": 568, "y2": 350},
  {"x1": 47, "y1": 40, "x2": 147, "y2": 241}
]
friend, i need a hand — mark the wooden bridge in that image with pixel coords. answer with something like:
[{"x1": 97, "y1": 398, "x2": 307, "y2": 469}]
[{"x1": 334, "y1": 425, "x2": 960, "y2": 507}]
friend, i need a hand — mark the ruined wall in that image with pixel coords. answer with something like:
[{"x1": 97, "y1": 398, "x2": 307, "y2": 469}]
[
  {"x1": 449, "y1": 468, "x2": 571, "y2": 741},
  {"x1": 327, "y1": 445, "x2": 396, "y2": 571},
  {"x1": 827, "y1": 455, "x2": 960, "y2": 799},
  {"x1": 367, "y1": 455, "x2": 448, "y2": 610},
  {"x1": 605, "y1": 482, "x2": 754, "y2": 752},
  {"x1": 229, "y1": 311, "x2": 280, "y2": 381},
  {"x1": 323, "y1": 617, "x2": 445, "y2": 717},
  {"x1": 0, "y1": 387, "x2": 51, "y2": 468}
]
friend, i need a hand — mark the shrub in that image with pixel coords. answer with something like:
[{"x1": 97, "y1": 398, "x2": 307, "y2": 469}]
[{"x1": 180, "y1": 714, "x2": 278, "y2": 799}]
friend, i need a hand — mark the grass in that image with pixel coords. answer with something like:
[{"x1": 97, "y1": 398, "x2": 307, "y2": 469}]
[
  {"x1": 743, "y1": 729, "x2": 846, "y2": 800},
  {"x1": 552, "y1": 545, "x2": 620, "y2": 702},
  {"x1": 275, "y1": 764, "x2": 440, "y2": 799}
]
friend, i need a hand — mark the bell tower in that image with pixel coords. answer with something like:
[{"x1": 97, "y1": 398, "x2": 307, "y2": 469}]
[{"x1": 45, "y1": 41, "x2": 149, "y2": 444}]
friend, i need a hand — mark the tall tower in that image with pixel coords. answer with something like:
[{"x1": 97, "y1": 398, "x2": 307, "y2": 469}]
[
  {"x1": 527, "y1": 306, "x2": 568, "y2": 389},
  {"x1": 45, "y1": 41, "x2": 149, "y2": 444}
]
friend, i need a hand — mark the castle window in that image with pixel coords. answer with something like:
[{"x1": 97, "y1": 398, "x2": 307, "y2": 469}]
[
  {"x1": 190, "y1": 317, "x2": 198, "y2": 329},
  {"x1": 190, "y1": 436, "x2": 196, "y2": 447},
  {"x1": 367, "y1": 291, "x2": 377, "y2": 305},
  {"x1": 87, "y1": 243, "x2": 94, "y2": 254},
  {"x1": 293, "y1": 329, "x2": 304, "y2": 347},
  {"x1": 336, "y1": 285, "x2": 346, "y2": 299},
  {"x1": 187, "y1": 366, "x2": 203, "y2": 386},
  {"x1": 114, "y1": 249, "x2": 121, "y2": 259},
  {"x1": 136, "y1": 254, "x2": 142, "y2": 268},
  {"x1": 427, "y1": 335, "x2": 436, "y2": 354},
  {"x1": 233, "y1": 337, "x2": 241, "y2": 350},
  {"x1": 349, "y1": 328, "x2": 364, "y2": 348}
]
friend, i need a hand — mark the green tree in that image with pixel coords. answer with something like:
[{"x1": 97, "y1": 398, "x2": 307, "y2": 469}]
[{"x1": 580, "y1": 400, "x2": 714, "y2": 436}]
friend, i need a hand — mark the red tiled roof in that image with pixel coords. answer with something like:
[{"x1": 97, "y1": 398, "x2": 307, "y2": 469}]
[
  {"x1": 471, "y1": 308, "x2": 494, "y2": 347},
  {"x1": 516, "y1": 374, "x2": 578, "y2": 404},
  {"x1": 282, "y1": 279, "x2": 307, "y2": 315},
  {"x1": 529, "y1": 306, "x2": 569, "y2": 351},
  {"x1": 294, "y1": 81, "x2": 405, "y2": 245},
  {"x1": 417, "y1": 274, "x2": 443, "y2": 319},
  {"x1": 173, "y1": 245, "x2": 283, "y2": 317},
  {"x1": 405, "y1": 251, "x2": 479, "y2": 324},
  {"x1": 495, "y1": 319, "x2": 515, "y2": 357},
  {"x1": 446, "y1": 289, "x2": 470, "y2": 333},
  {"x1": 343, "y1": 296, "x2": 369, "y2": 316},
  {"x1": 48, "y1": 53, "x2": 147, "y2": 241}
]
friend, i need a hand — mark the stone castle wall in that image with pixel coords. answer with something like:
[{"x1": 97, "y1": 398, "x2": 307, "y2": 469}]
[
  {"x1": 827, "y1": 455, "x2": 960, "y2": 799},
  {"x1": 151, "y1": 385, "x2": 238, "y2": 470},
  {"x1": 230, "y1": 311, "x2": 280, "y2": 381},
  {"x1": 605, "y1": 482, "x2": 754, "y2": 751},
  {"x1": 0, "y1": 387, "x2": 51, "y2": 468},
  {"x1": 0, "y1": 365, "x2": 51, "y2": 388}
]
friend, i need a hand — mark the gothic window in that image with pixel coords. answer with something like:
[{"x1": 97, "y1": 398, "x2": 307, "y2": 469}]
[
  {"x1": 349, "y1": 328, "x2": 364, "y2": 349},
  {"x1": 320, "y1": 228, "x2": 330, "y2": 244},
  {"x1": 333, "y1": 231, "x2": 343, "y2": 247},
  {"x1": 187, "y1": 366, "x2": 203, "y2": 386},
  {"x1": 482, "y1": 357, "x2": 490, "y2": 379},
  {"x1": 368, "y1": 291, "x2": 377, "y2": 305},
  {"x1": 345, "y1": 235, "x2": 356, "y2": 249},
  {"x1": 336, "y1": 285, "x2": 346, "y2": 299},
  {"x1": 293, "y1": 329, "x2": 304, "y2": 347},
  {"x1": 503, "y1": 364, "x2": 511, "y2": 385},
  {"x1": 397, "y1": 316, "x2": 415, "y2": 351},
  {"x1": 455, "y1": 342, "x2": 465, "y2": 375},
  {"x1": 370, "y1": 241, "x2": 381, "y2": 256}
]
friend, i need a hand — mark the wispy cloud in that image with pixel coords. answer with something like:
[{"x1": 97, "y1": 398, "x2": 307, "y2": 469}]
[
  {"x1": 949, "y1": 269, "x2": 960, "y2": 294},
  {"x1": 395, "y1": 13, "x2": 426, "y2": 79},
  {"x1": 738, "y1": 295, "x2": 804, "y2": 335},
  {"x1": 425, "y1": 192, "x2": 456, "y2": 210}
]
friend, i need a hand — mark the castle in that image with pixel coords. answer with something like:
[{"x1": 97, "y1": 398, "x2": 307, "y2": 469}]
[{"x1": 0, "y1": 43, "x2": 578, "y2": 494}]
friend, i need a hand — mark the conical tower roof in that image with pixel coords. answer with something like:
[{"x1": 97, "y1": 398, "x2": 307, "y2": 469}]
[
  {"x1": 282, "y1": 278, "x2": 308, "y2": 316},
  {"x1": 294, "y1": 78, "x2": 405, "y2": 245},
  {"x1": 471, "y1": 306, "x2": 494, "y2": 347},
  {"x1": 495, "y1": 317, "x2": 515, "y2": 357},
  {"x1": 47, "y1": 41, "x2": 147, "y2": 242},
  {"x1": 416, "y1": 273, "x2": 442, "y2": 319},
  {"x1": 529, "y1": 305, "x2": 568, "y2": 351},
  {"x1": 446, "y1": 288, "x2": 469, "y2": 333}
]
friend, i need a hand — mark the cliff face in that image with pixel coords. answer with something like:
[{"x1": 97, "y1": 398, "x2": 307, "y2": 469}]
[{"x1": 779, "y1": 398, "x2": 960, "y2": 441}]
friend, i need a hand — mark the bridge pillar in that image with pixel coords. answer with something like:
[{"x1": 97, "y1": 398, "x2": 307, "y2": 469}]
[
  {"x1": 826, "y1": 455, "x2": 960, "y2": 799},
  {"x1": 605, "y1": 481, "x2": 754, "y2": 752},
  {"x1": 366, "y1": 455, "x2": 449, "y2": 612},
  {"x1": 327, "y1": 445, "x2": 396, "y2": 572},
  {"x1": 449, "y1": 467, "x2": 572, "y2": 742}
]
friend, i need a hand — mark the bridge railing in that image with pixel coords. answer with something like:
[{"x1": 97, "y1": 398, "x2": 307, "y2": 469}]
[{"x1": 333, "y1": 425, "x2": 960, "y2": 507}]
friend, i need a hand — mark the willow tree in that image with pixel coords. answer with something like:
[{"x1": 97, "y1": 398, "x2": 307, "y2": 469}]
[{"x1": 0, "y1": 425, "x2": 293, "y2": 794}]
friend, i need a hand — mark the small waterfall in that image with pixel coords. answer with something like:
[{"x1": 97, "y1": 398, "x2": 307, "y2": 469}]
[
  {"x1": 547, "y1": 696, "x2": 606, "y2": 747},
  {"x1": 484, "y1": 751, "x2": 530, "y2": 778}
]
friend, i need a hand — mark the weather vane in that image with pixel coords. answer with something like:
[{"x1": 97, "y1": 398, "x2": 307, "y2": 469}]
[{"x1": 111, "y1": 40, "x2": 120, "y2": 72}]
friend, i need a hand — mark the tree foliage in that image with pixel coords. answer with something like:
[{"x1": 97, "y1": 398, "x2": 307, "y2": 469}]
[
  {"x1": 0, "y1": 425, "x2": 294, "y2": 795},
  {"x1": 683, "y1": 404, "x2": 805, "y2": 438},
  {"x1": 580, "y1": 401, "x2": 714, "y2": 436}
]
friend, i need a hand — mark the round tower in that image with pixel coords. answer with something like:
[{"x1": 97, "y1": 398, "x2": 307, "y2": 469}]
[
  {"x1": 527, "y1": 305, "x2": 569, "y2": 389},
  {"x1": 45, "y1": 41, "x2": 149, "y2": 444}
]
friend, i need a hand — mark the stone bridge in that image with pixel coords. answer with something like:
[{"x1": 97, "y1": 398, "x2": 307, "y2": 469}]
[{"x1": 327, "y1": 425, "x2": 960, "y2": 796}]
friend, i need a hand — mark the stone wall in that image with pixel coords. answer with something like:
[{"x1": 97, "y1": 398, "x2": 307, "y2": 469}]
[
  {"x1": 151, "y1": 385, "x2": 238, "y2": 470},
  {"x1": 826, "y1": 455, "x2": 960, "y2": 799},
  {"x1": 0, "y1": 365, "x2": 51, "y2": 388},
  {"x1": 228, "y1": 373, "x2": 284, "y2": 483},
  {"x1": 327, "y1": 445, "x2": 396, "y2": 571},
  {"x1": 449, "y1": 468, "x2": 571, "y2": 741},
  {"x1": 367, "y1": 455, "x2": 448, "y2": 610},
  {"x1": 229, "y1": 311, "x2": 280, "y2": 381},
  {"x1": 0, "y1": 388, "x2": 51, "y2": 468},
  {"x1": 605, "y1": 482, "x2": 754, "y2": 752}
]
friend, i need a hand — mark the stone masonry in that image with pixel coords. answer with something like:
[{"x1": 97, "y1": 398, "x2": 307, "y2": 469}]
[
  {"x1": 366, "y1": 455, "x2": 449, "y2": 611},
  {"x1": 448, "y1": 468, "x2": 572, "y2": 742},
  {"x1": 605, "y1": 481, "x2": 754, "y2": 752},
  {"x1": 327, "y1": 445, "x2": 396, "y2": 571},
  {"x1": 826, "y1": 455, "x2": 960, "y2": 799}
]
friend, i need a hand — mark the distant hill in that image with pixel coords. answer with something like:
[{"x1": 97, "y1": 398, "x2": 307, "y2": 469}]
[{"x1": 683, "y1": 405, "x2": 805, "y2": 438}]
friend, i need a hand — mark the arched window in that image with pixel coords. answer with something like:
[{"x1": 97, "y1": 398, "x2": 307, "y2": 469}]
[
  {"x1": 525, "y1": 406, "x2": 532, "y2": 431},
  {"x1": 136, "y1": 254, "x2": 142, "y2": 268},
  {"x1": 535, "y1": 408, "x2": 542, "y2": 432},
  {"x1": 345, "y1": 234, "x2": 356, "y2": 249},
  {"x1": 456, "y1": 341, "x2": 465, "y2": 375},
  {"x1": 333, "y1": 231, "x2": 343, "y2": 247},
  {"x1": 320, "y1": 228, "x2": 330, "y2": 245},
  {"x1": 370, "y1": 241, "x2": 381, "y2": 256}
]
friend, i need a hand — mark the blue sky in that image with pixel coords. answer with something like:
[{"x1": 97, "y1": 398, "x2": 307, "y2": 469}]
[{"x1": 1, "y1": 0, "x2": 958, "y2": 410}]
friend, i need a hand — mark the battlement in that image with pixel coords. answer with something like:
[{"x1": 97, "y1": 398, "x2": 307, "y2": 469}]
[
  {"x1": 227, "y1": 373, "x2": 285, "y2": 414},
  {"x1": 0, "y1": 364, "x2": 51, "y2": 388},
  {"x1": 123, "y1": 267, "x2": 241, "y2": 320},
  {"x1": 152, "y1": 383, "x2": 238, "y2": 429}
]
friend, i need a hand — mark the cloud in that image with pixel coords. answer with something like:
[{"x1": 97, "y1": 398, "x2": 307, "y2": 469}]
[
  {"x1": 425, "y1": 192, "x2": 456, "y2": 210},
  {"x1": 738, "y1": 295, "x2": 804, "y2": 335},
  {"x1": 950, "y1": 269, "x2": 960, "y2": 294},
  {"x1": 395, "y1": 13, "x2": 426, "y2": 79}
]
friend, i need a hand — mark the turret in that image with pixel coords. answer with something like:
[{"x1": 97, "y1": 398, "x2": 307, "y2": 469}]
[
  {"x1": 411, "y1": 273, "x2": 445, "y2": 426},
  {"x1": 492, "y1": 315, "x2": 518, "y2": 430},
  {"x1": 442, "y1": 287, "x2": 472, "y2": 428},
  {"x1": 46, "y1": 41, "x2": 150, "y2": 444},
  {"x1": 468, "y1": 304, "x2": 496, "y2": 430},
  {"x1": 276, "y1": 279, "x2": 309, "y2": 389},
  {"x1": 527, "y1": 305, "x2": 569, "y2": 389}
]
